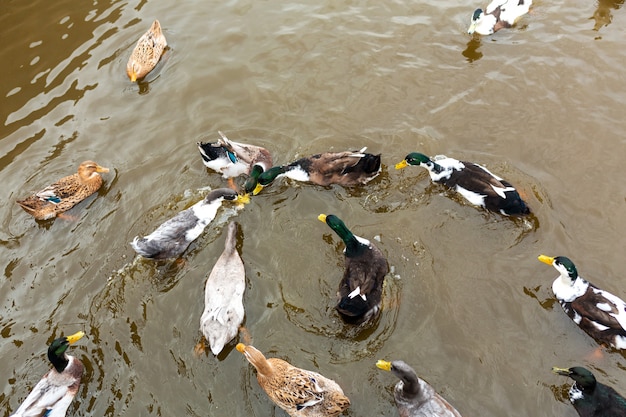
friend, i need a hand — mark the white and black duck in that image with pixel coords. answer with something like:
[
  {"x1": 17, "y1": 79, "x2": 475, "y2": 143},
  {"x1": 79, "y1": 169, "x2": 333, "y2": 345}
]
[
  {"x1": 131, "y1": 188, "x2": 249, "y2": 259},
  {"x1": 395, "y1": 152, "x2": 530, "y2": 216},
  {"x1": 468, "y1": 0, "x2": 532, "y2": 35},
  {"x1": 539, "y1": 255, "x2": 626, "y2": 349}
]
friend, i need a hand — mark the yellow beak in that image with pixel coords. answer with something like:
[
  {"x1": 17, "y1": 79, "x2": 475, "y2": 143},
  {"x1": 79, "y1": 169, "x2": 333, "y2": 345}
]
[
  {"x1": 395, "y1": 160, "x2": 408, "y2": 170},
  {"x1": 236, "y1": 343, "x2": 246, "y2": 353},
  {"x1": 252, "y1": 183, "x2": 264, "y2": 196},
  {"x1": 96, "y1": 165, "x2": 110, "y2": 173},
  {"x1": 317, "y1": 214, "x2": 327, "y2": 223},
  {"x1": 236, "y1": 194, "x2": 251, "y2": 205},
  {"x1": 538, "y1": 255, "x2": 554, "y2": 265},
  {"x1": 376, "y1": 359, "x2": 392, "y2": 371},
  {"x1": 552, "y1": 366, "x2": 571, "y2": 375},
  {"x1": 66, "y1": 331, "x2": 85, "y2": 345}
]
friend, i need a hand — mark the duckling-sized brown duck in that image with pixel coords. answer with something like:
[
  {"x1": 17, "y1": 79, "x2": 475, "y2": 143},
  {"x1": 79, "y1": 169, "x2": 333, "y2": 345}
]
[
  {"x1": 252, "y1": 148, "x2": 381, "y2": 194},
  {"x1": 126, "y1": 19, "x2": 167, "y2": 82},
  {"x1": 318, "y1": 214, "x2": 388, "y2": 324},
  {"x1": 10, "y1": 331, "x2": 85, "y2": 417},
  {"x1": 376, "y1": 360, "x2": 464, "y2": 417},
  {"x1": 236, "y1": 343, "x2": 350, "y2": 417},
  {"x1": 17, "y1": 161, "x2": 110, "y2": 220}
]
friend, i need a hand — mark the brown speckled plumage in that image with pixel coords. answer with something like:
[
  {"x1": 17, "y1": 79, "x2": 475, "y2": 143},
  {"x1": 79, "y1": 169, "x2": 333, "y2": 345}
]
[
  {"x1": 237, "y1": 343, "x2": 350, "y2": 417},
  {"x1": 126, "y1": 19, "x2": 167, "y2": 82},
  {"x1": 17, "y1": 161, "x2": 109, "y2": 220}
]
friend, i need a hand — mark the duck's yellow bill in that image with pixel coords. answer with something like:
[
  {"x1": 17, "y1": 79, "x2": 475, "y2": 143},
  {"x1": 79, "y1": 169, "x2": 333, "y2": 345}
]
[
  {"x1": 66, "y1": 331, "x2": 85, "y2": 345},
  {"x1": 236, "y1": 194, "x2": 251, "y2": 205},
  {"x1": 376, "y1": 360, "x2": 392, "y2": 371},
  {"x1": 538, "y1": 255, "x2": 554, "y2": 265},
  {"x1": 395, "y1": 160, "x2": 408, "y2": 170},
  {"x1": 96, "y1": 165, "x2": 110, "y2": 173},
  {"x1": 252, "y1": 184, "x2": 264, "y2": 196},
  {"x1": 552, "y1": 366, "x2": 571, "y2": 376},
  {"x1": 236, "y1": 343, "x2": 247, "y2": 353},
  {"x1": 317, "y1": 214, "x2": 327, "y2": 223}
]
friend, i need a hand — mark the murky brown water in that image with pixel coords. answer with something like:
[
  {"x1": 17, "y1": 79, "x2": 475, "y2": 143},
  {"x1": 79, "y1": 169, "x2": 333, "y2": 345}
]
[{"x1": 2, "y1": 0, "x2": 626, "y2": 416}]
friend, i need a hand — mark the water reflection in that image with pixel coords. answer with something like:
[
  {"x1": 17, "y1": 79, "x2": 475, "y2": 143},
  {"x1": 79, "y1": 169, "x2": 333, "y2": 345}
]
[
  {"x1": 463, "y1": 37, "x2": 484, "y2": 63},
  {"x1": 592, "y1": 0, "x2": 625, "y2": 30}
]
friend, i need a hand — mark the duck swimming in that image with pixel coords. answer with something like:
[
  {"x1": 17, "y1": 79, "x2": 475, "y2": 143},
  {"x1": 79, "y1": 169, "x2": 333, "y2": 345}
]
[
  {"x1": 318, "y1": 214, "x2": 388, "y2": 324},
  {"x1": 552, "y1": 366, "x2": 626, "y2": 417},
  {"x1": 236, "y1": 343, "x2": 350, "y2": 417},
  {"x1": 395, "y1": 152, "x2": 530, "y2": 216},
  {"x1": 538, "y1": 255, "x2": 626, "y2": 349},
  {"x1": 199, "y1": 221, "x2": 245, "y2": 355},
  {"x1": 468, "y1": 0, "x2": 532, "y2": 35},
  {"x1": 16, "y1": 160, "x2": 110, "y2": 220},
  {"x1": 10, "y1": 331, "x2": 85, "y2": 417},
  {"x1": 197, "y1": 131, "x2": 273, "y2": 191},
  {"x1": 252, "y1": 148, "x2": 381, "y2": 195},
  {"x1": 376, "y1": 360, "x2": 464, "y2": 417},
  {"x1": 126, "y1": 19, "x2": 167, "y2": 82},
  {"x1": 131, "y1": 188, "x2": 249, "y2": 259},
  {"x1": 376, "y1": 360, "x2": 461, "y2": 417}
]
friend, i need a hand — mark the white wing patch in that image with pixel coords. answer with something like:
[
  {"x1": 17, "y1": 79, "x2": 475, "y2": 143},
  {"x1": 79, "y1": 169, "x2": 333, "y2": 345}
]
[
  {"x1": 455, "y1": 185, "x2": 486, "y2": 207},
  {"x1": 348, "y1": 286, "x2": 366, "y2": 301},
  {"x1": 283, "y1": 165, "x2": 310, "y2": 182},
  {"x1": 594, "y1": 288, "x2": 626, "y2": 330}
]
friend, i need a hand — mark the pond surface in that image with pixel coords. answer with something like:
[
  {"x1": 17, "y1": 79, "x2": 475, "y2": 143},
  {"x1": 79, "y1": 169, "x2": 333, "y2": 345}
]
[{"x1": 1, "y1": 0, "x2": 625, "y2": 416}]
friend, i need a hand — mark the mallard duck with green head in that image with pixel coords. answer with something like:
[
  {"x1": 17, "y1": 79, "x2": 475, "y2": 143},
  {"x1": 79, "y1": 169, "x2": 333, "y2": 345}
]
[
  {"x1": 552, "y1": 366, "x2": 626, "y2": 416},
  {"x1": 131, "y1": 188, "x2": 249, "y2": 259},
  {"x1": 395, "y1": 152, "x2": 530, "y2": 216},
  {"x1": 236, "y1": 343, "x2": 350, "y2": 417},
  {"x1": 318, "y1": 214, "x2": 388, "y2": 324},
  {"x1": 468, "y1": 0, "x2": 532, "y2": 35},
  {"x1": 126, "y1": 19, "x2": 167, "y2": 82},
  {"x1": 538, "y1": 255, "x2": 626, "y2": 349},
  {"x1": 17, "y1": 160, "x2": 110, "y2": 220},
  {"x1": 10, "y1": 331, "x2": 85, "y2": 417},
  {"x1": 252, "y1": 147, "x2": 381, "y2": 194},
  {"x1": 197, "y1": 131, "x2": 273, "y2": 192},
  {"x1": 376, "y1": 360, "x2": 464, "y2": 417},
  {"x1": 198, "y1": 221, "x2": 246, "y2": 356}
]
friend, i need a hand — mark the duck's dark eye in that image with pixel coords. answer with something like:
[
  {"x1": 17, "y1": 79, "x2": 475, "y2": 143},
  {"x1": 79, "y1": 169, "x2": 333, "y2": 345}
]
[{"x1": 227, "y1": 151, "x2": 238, "y2": 163}]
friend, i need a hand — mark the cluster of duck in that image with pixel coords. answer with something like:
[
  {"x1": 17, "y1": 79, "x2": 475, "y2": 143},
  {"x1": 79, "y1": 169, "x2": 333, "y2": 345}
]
[{"x1": 9, "y1": 2, "x2": 626, "y2": 417}]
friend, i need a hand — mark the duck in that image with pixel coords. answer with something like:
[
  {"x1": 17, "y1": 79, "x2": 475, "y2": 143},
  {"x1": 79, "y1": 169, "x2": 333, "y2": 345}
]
[
  {"x1": 467, "y1": 0, "x2": 532, "y2": 35},
  {"x1": 16, "y1": 160, "x2": 110, "y2": 220},
  {"x1": 126, "y1": 19, "x2": 167, "y2": 82},
  {"x1": 10, "y1": 331, "x2": 85, "y2": 417},
  {"x1": 198, "y1": 221, "x2": 245, "y2": 355},
  {"x1": 538, "y1": 255, "x2": 626, "y2": 349},
  {"x1": 130, "y1": 188, "x2": 249, "y2": 259},
  {"x1": 317, "y1": 214, "x2": 388, "y2": 324},
  {"x1": 552, "y1": 366, "x2": 626, "y2": 416},
  {"x1": 252, "y1": 148, "x2": 381, "y2": 195},
  {"x1": 376, "y1": 360, "x2": 464, "y2": 417},
  {"x1": 395, "y1": 152, "x2": 530, "y2": 216},
  {"x1": 197, "y1": 131, "x2": 273, "y2": 191},
  {"x1": 236, "y1": 343, "x2": 350, "y2": 417}
]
